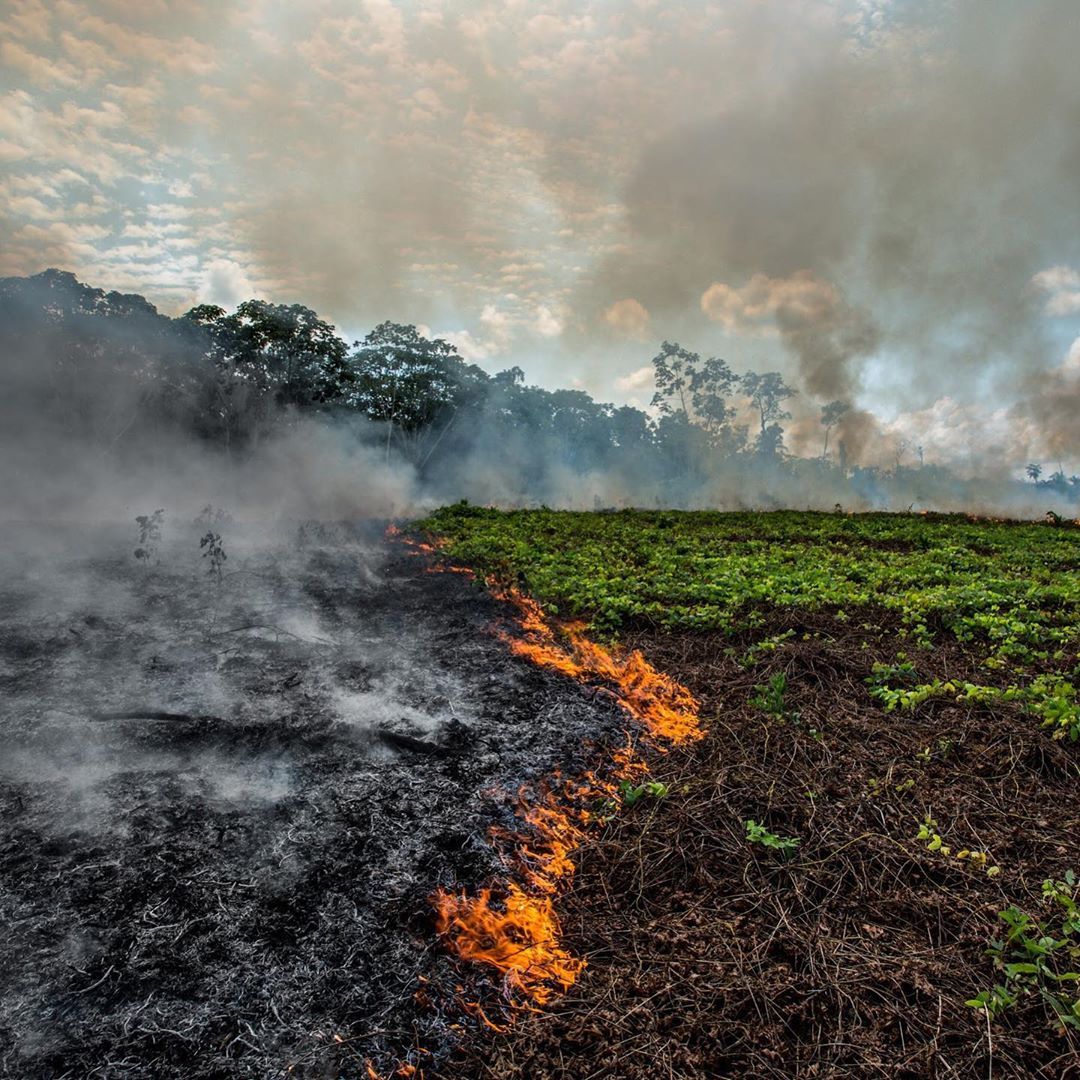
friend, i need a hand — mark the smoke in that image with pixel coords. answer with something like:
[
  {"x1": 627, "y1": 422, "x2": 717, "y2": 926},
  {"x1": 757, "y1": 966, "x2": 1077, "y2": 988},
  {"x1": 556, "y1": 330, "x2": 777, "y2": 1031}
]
[
  {"x1": 582, "y1": 0, "x2": 1080, "y2": 441},
  {"x1": 701, "y1": 271, "x2": 879, "y2": 399},
  {"x1": 2, "y1": 1, "x2": 1078, "y2": 472},
  {"x1": 1009, "y1": 338, "x2": 1080, "y2": 465}
]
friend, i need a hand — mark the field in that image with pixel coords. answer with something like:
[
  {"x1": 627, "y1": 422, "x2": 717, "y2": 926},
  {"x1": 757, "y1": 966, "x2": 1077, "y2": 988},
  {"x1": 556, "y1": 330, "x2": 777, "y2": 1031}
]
[
  {"x1": 2, "y1": 509, "x2": 1078, "y2": 1079},
  {"x1": 419, "y1": 507, "x2": 1080, "y2": 1078}
]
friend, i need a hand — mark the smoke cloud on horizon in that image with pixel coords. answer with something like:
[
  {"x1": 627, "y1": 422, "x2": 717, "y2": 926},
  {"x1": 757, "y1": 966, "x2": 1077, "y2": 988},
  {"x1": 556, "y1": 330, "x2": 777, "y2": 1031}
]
[{"x1": 0, "y1": 0, "x2": 1078, "y2": 491}]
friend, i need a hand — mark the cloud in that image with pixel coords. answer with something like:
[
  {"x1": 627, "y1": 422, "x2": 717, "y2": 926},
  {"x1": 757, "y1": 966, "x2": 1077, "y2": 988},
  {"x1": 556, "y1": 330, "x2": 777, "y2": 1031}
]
[
  {"x1": 603, "y1": 298, "x2": 650, "y2": 341},
  {"x1": 614, "y1": 365, "x2": 654, "y2": 393},
  {"x1": 533, "y1": 304, "x2": 563, "y2": 337},
  {"x1": 195, "y1": 257, "x2": 257, "y2": 308},
  {"x1": 1032, "y1": 265, "x2": 1080, "y2": 317},
  {"x1": 2, "y1": 40, "x2": 80, "y2": 87}
]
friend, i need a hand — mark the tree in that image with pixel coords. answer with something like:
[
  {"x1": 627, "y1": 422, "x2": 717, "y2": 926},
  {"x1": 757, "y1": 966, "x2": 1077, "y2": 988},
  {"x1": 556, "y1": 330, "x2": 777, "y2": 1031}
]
[
  {"x1": 1, "y1": 269, "x2": 205, "y2": 447},
  {"x1": 609, "y1": 404, "x2": 654, "y2": 452},
  {"x1": 757, "y1": 422, "x2": 786, "y2": 459},
  {"x1": 177, "y1": 301, "x2": 351, "y2": 449},
  {"x1": 740, "y1": 371, "x2": 796, "y2": 455},
  {"x1": 820, "y1": 399, "x2": 849, "y2": 460},
  {"x1": 651, "y1": 341, "x2": 695, "y2": 417},
  {"x1": 651, "y1": 342, "x2": 738, "y2": 445},
  {"x1": 1026, "y1": 462, "x2": 1042, "y2": 484},
  {"x1": 349, "y1": 322, "x2": 489, "y2": 464},
  {"x1": 894, "y1": 438, "x2": 910, "y2": 470},
  {"x1": 228, "y1": 300, "x2": 351, "y2": 408}
]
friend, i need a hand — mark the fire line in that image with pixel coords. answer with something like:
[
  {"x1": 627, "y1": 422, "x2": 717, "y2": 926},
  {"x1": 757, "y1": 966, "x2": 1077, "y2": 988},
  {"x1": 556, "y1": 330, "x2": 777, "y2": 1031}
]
[{"x1": 390, "y1": 527, "x2": 703, "y2": 1009}]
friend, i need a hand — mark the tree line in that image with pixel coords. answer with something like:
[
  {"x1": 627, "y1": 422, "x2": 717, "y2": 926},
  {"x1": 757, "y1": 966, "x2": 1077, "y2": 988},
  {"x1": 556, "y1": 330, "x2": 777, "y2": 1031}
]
[{"x1": 2, "y1": 269, "x2": 1075, "y2": 508}]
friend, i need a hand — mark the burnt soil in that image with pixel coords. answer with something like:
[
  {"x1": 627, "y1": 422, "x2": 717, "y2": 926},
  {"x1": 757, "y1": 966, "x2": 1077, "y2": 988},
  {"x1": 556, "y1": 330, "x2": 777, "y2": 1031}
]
[
  {"x1": 0, "y1": 523, "x2": 628, "y2": 1079},
  {"x1": 438, "y1": 607, "x2": 1080, "y2": 1079}
]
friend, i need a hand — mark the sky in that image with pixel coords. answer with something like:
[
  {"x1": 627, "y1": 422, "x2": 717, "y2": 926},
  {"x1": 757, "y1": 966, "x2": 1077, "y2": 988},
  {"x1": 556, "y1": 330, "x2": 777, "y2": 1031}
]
[{"x1": 1, "y1": 0, "x2": 1078, "y2": 471}]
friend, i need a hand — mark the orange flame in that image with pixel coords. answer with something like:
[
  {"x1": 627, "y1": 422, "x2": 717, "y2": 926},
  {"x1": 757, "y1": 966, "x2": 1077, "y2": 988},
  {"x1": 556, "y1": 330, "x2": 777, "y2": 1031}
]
[
  {"x1": 433, "y1": 883, "x2": 582, "y2": 1005},
  {"x1": 490, "y1": 587, "x2": 702, "y2": 744},
  {"x1": 388, "y1": 528, "x2": 703, "y2": 1007}
]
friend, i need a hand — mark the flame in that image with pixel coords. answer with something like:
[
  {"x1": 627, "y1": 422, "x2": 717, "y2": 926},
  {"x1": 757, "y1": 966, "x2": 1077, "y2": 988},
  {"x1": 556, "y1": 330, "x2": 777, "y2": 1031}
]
[
  {"x1": 490, "y1": 587, "x2": 702, "y2": 744},
  {"x1": 387, "y1": 527, "x2": 703, "y2": 1008},
  {"x1": 433, "y1": 884, "x2": 582, "y2": 1005}
]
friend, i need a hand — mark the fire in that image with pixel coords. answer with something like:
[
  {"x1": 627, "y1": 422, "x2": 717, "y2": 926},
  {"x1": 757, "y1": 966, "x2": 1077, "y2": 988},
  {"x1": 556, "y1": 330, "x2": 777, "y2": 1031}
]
[
  {"x1": 490, "y1": 587, "x2": 702, "y2": 745},
  {"x1": 387, "y1": 527, "x2": 703, "y2": 1008},
  {"x1": 433, "y1": 884, "x2": 582, "y2": 1005}
]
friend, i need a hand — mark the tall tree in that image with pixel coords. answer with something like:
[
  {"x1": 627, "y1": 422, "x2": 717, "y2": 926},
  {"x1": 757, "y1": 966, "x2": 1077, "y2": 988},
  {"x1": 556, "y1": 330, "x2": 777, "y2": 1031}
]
[
  {"x1": 741, "y1": 371, "x2": 796, "y2": 455},
  {"x1": 228, "y1": 301, "x2": 351, "y2": 408},
  {"x1": 651, "y1": 342, "x2": 738, "y2": 444},
  {"x1": 820, "y1": 399, "x2": 849, "y2": 460}
]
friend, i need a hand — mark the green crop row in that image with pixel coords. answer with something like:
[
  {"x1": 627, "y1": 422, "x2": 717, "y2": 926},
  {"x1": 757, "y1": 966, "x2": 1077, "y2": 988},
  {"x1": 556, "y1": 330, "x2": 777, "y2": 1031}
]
[{"x1": 418, "y1": 505, "x2": 1080, "y2": 661}]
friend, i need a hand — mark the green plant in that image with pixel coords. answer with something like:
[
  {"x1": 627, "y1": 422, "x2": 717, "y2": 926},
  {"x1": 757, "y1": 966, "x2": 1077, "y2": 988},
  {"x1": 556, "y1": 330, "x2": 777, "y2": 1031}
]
[
  {"x1": 417, "y1": 507, "x2": 1080, "y2": 737},
  {"x1": 751, "y1": 672, "x2": 795, "y2": 720},
  {"x1": 742, "y1": 630, "x2": 796, "y2": 666},
  {"x1": 870, "y1": 671, "x2": 1079, "y2": 743},
  {"x1": 745, "y1": 819, "x2": 799, "y2": 854},
  {"x1": 915, "y1": 814, "x2": 1000, "y2": 875},
  {"x1": 915, "y1": 814, "x2": 951, "y2": 855},
  {"x1": 967, "y1": 876, "x2": 1080, "y2": 1032},
  {"x1": 618, "y1": 779, "x2": 670, "y2": 806}
]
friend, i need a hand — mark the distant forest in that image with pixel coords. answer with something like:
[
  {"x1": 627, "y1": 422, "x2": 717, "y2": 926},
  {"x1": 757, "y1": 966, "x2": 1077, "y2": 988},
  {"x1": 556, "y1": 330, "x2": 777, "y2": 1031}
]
[{"x1": 2, "y1": 269, "x2": 1077, "y2": 513}]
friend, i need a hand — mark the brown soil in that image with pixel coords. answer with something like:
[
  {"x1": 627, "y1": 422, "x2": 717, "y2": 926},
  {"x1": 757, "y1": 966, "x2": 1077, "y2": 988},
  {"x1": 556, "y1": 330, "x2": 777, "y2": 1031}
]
[{"x1": 437, "y1": 610, "x2": 1080, "y2": 1079}]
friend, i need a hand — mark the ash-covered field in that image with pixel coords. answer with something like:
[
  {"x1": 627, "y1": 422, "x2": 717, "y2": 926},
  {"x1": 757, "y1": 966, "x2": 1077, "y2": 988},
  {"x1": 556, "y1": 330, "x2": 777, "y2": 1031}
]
[{"x1": 0, "y1": 520, "x2": 624, "y2": 1079}]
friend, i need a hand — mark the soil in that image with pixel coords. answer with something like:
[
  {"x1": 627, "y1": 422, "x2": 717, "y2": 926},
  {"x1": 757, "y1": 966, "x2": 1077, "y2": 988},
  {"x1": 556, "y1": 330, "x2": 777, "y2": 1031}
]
[
  {"x1": 0, "y1": 523, "x2": 627, "y2": 1079},
  {"x1": 438, "y1": 607, "x2": 1080, "y2": 1079}
]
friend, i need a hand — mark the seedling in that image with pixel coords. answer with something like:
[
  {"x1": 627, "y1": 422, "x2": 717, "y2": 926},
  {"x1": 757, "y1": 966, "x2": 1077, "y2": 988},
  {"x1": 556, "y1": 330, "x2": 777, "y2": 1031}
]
[
  {"x1": 134, "y1": 509, "x2": 164, "y2": 565},
  {"x1": 742, "y1": 630, "x2": 796, "y2": 666},
  {"x1": 915, "y1": 814, "x2": 951, "y2": 855},
  {"x1": 745, "y1": 819, "x2": 799, "y2": 854},
  {"x1": 916, "y1": 814, "x2": 999, "y2": 876},
  {"x1": 618, "y1": 779, "x2": 670, "y2": 806},
  {"x1": 200, "y1": 531, "x2": 227, "y2": 584},
  {"x1": 967, "y1": 874, "x2": 1080, "y2": 1032},
  {"x1": 750, "y1": 672, "x2": 795, "y2": 720},
  {"x1": 194, "y1": 504, "x2": 233, "y2": 528}
]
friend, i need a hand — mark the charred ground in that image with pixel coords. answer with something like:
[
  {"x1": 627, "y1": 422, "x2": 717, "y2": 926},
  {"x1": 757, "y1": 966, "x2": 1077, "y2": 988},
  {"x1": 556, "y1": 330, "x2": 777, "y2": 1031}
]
[{"x1": 0, "y1": 521, "x2": 627, "y2": 1078}]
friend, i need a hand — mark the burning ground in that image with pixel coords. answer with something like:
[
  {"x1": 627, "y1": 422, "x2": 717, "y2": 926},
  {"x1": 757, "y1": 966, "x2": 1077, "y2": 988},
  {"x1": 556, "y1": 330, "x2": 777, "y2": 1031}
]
[{"x1": 0, "y1": 519, "x2": 632, "y2": 1077}]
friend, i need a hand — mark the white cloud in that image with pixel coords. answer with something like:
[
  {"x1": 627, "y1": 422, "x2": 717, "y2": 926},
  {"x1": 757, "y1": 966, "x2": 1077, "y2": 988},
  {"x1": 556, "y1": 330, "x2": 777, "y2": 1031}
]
[
  {"x1": 195, "y1": 257, "x2": 257, "y2": 308},
  {"x1": 1032, "y1": 265, "x2": 1080, "y2": 316},
  {"x1": 533, "y1": 304, "x2": 563, "y2": 337},
  {"x1": 615, "y1": 365, "x2": 654, "y2": 392},
  {"x1": 602, "y1": 297, "x2": 649, "y2": 340}
]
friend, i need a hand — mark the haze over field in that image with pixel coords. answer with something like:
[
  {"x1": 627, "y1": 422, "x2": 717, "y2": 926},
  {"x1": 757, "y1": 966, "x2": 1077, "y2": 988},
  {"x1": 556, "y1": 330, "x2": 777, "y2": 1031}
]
[{"x1": 1, "y1": 0, "x2": 1078, "y2": 484}]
